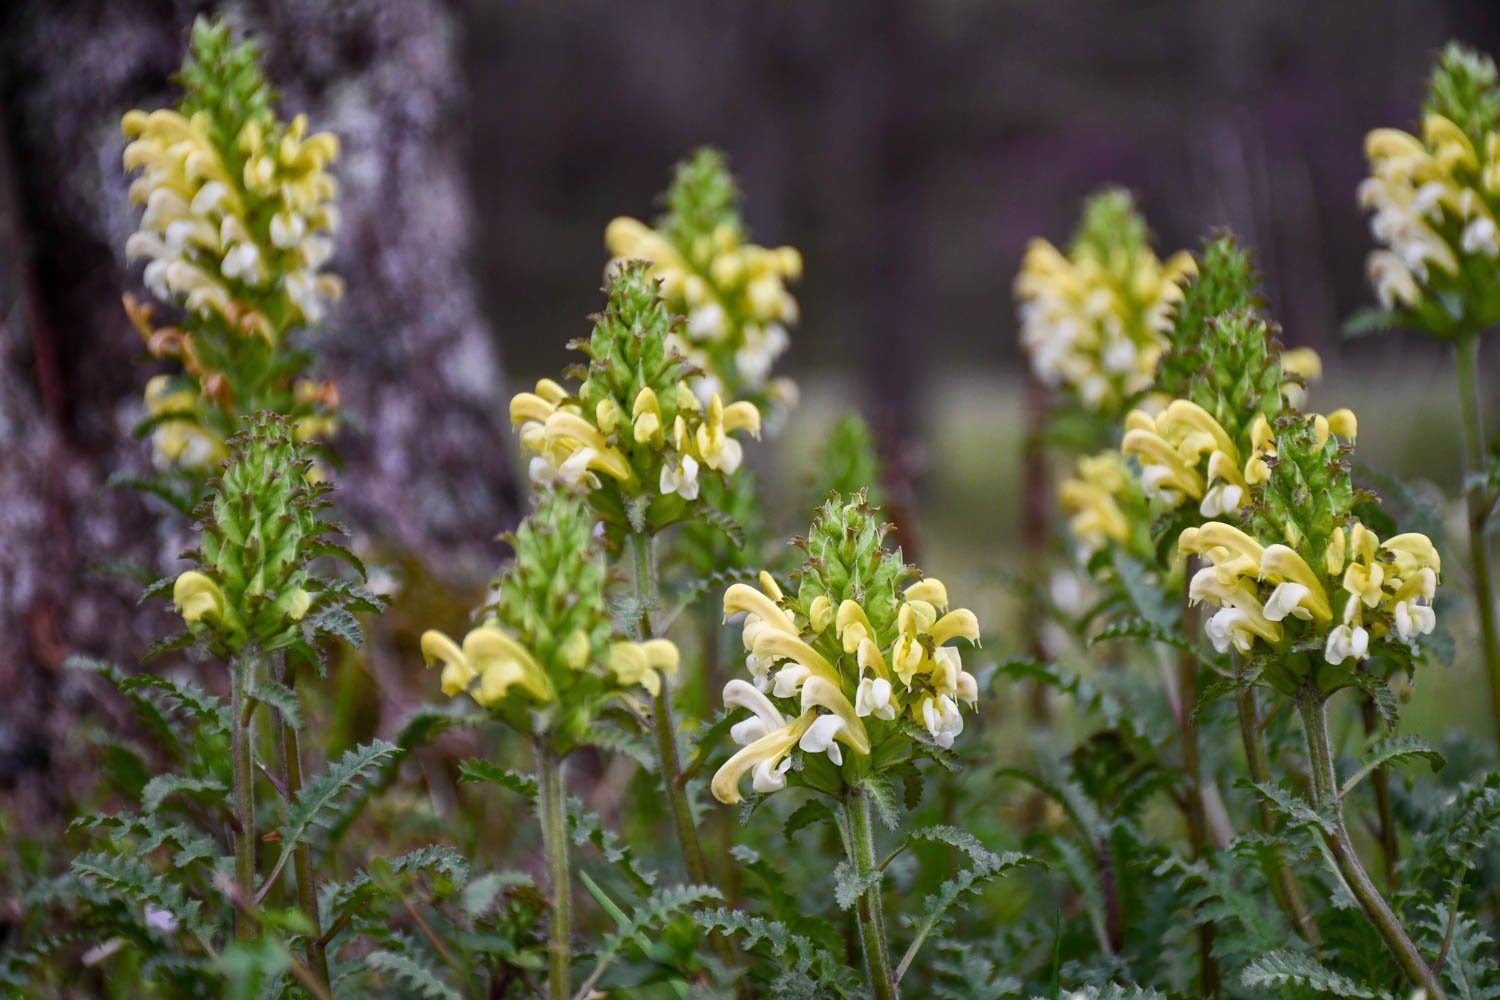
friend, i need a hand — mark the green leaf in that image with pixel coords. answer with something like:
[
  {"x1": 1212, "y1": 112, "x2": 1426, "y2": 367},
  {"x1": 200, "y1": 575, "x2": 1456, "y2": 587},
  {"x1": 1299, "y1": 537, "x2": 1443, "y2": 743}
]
[
  {"x1": 460, "y1": 870, "x2": 534, "y2": 920},
  {"x1": 1246, "y1": 780, "x2": 1334, "y2": 835},
  {"x1": 833, "y1": 860, "x2": 881, "y2": 911},
  {"x1": 574, "y1": 884, "x2": 723, "y2": 996},
  {"x1": 1340, "y1": 736, "x2": 1445, "y2": 798},
  {"x1": 1090, "y1": 617, "x2": 1194, "y2": 654},
  {"x1": 104, "y1": 471, "x2": 196, "y2": 517},
  {"x1": 696, "y1": 908, "x2": 860, "y2": 996},
  {"x1": 783, "y1": 800, "x2": 831, "y2": 842},
  {"x1": 1240, "y1": 949, "x2": 1375, "y2": 997},
  {"x1": 140, "y1": 774, "x2": 226, "y2": 815},
  {"x1": 251, "y1": 678, "x2": 303, "y2": 730},
  {"x1": 364, "y1": 949, "x2": 461, "y2": 1000},
  {"x1": 859, "y1": 776, "x2": 901, "y2": 831},
  {"x1": 280, "y1": 740, "x2": 401, "y2": 855}
]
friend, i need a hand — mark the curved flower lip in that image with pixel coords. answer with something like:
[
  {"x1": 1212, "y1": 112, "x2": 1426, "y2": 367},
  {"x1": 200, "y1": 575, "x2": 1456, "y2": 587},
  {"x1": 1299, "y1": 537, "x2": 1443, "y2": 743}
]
[
  {"x1": 857, "y1": 636, "x2": 891, "y2": 680},
  {"x1": 173, "y1": 570, "x2": 225, "y2": 625},
  {"x1": 835, "y1": 599, "x2": 876, "y2": 653},
  {"x1": 751, "y1": 630, "x2": 841, "y2": 688},
  {"x1": 723, "y1": 678, "x2": 787, "y2": 734},
  {"x1": 510, "y1": 393, "x2": 556, "y2": 426},
  {"x1": 541, "y1": 412, "x2": 631, "y2": 481},
  {"x1": 799, "y1": 677, "x2": 871, "y2": 755},
  {"x1": 930, "y1": 608, "x2": 981, "y2": 646},
  {"x1": 463, "y1": 628, "x2": 555, "y2": 705},
  {"x1": 723, "y1": 582, "x2": 797, "y2": 634},
  {"x1": 421, "y1": 629, "x2": 476, "y2": 697},
  {"x1": 1182, "y1": 522, "x2": 1265, "y2": 568},
  {"x1": 609, "y1": 639, "x2": 679, "y2": 696},
  {"x1": 710, "y1": 714, "x2": 811, "y2": 804},
  {"x1": 1122, "y1": 429, "x2": 1204, "y2": 496},
  {"x1": 1257, "y1": 545, "x2": 1333, "y2": 621},
  {"x1": 1158, "y1": 400, "x2": 1235, "y2": 458},
  {"x1": 719, "y1": 399, "x2": 762, "y2": 438},
  {"x1": 1382, "y1": 533, "x2": 1442, "y2": 577}
]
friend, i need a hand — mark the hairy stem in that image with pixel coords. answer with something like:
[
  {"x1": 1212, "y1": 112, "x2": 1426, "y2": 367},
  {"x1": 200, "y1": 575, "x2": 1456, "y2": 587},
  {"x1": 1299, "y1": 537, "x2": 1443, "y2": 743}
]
[
  {"x1": 231, "y1": 650, "x2": 258, "y2": 941},
  {"x1": 272, "y1": 656, "x2": 328, "y2": 988},
  {"x1": 1234, "y1": 680, "x2": 1320, "y2": 944},
  {"x1": 537, "y1": 739, "x2": 570, "y2": 1000},
  {"x1": 1359, "y1": 694, "x2": 1399, "y2": 889},
  {"x1": 626, "y1": 529, "x2": 741, "y2": 985},
  {"x1": 1297, "y1": 691, "x2": 1444, "y2": 999},
  {"x1": 1455, "y1": 333, "x2": 1500, "y2": 745},
  {"x1": 1173, "y1": 581, "x2": 1219, "y2": 995},
  {"x1": 845, "y1": 789, "x2": 899, "y2": 1000}
]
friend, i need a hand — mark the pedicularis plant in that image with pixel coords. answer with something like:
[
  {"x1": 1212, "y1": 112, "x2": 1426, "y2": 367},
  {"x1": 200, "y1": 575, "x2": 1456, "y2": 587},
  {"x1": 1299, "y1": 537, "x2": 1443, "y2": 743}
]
[{"x1": 7, "y1": 18, "x2": 1500, "y2": 1000}]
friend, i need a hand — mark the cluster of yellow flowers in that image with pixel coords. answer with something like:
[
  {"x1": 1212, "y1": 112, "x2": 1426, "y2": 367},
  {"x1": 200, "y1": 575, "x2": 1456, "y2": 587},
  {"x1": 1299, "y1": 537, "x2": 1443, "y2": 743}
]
[
  {"x1": 1179, "y1": 518, "x2": 1440, "y2": 664},
  {"x1": 1360, "y1": 112, "x2": 1500, "y2": 312},
  {"x1": 1058, "y1": 451, "x2": 1133, "y2": 554},
  {"x1": 712, "y1": 572, "x2": 980, "y2": 804},
  {"x1": 511, "y1": 377, "x2": 760, "y2": 500},
  {"x1": 420, "y1": 623, "x2": 679, "y2": 709},
  {"x1": 1014, "y1": 194, "x2": 1195, "y2": 413},
  {"x1": 1121, "y1": 400, "x2": 1356, "y2": 518},
  {"x1": 605, "y1": 215, "x2": 801, "y2": 406},
  {"x1": 122, "y1": 109, "x2": 343, "y2": 337}
]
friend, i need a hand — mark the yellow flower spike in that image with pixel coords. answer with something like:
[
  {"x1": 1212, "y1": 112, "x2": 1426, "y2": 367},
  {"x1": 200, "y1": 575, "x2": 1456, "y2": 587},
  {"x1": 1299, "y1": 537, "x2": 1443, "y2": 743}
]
[
  {"x1": 930, "y1": 608, "x2": 982, "y2": 646},
  {"x1": 631, "y1": 387, "x2": 663, "y2": 444},
  {"x1": 799, "y1": 676, "x2": 871, "y2": 755},
  {"x1": 173, "y1": 571, "x2": 225, "y2": 625},
  {"x1": 751, "y1": 630, "x2": 842, "y2": 687},
  {"x1": 905, "y1": 578, "x2": 949, "y2": 609},
  {"x1": 710, "y1": 715, "x2": 812, "y2": 804},
  {"x1": 420, "y1": 629, "x2": 477, "y2": 698},
  {"x1": 1382, "y1": 533, "x2": 1442, "y2": 578},
  {"x1": 723, "y1": 582, "x2": 797, "y2": 633},
  {"x1": 808, "y1": 595, "x2": 833, "y2": 633},
  {"x1": 834, "y1": 599, "x2": 876, "y2": 653},
  {"x1": 464, "y1": 627, "x2": 554, "y2": 704},
  {"x1": 1257, "y1": 545, "x2": 1333, "y2": 621},
  {"x1": 561, "y1": 629, "x2": 591, "y2": 670},
  {"x1": 1327, "y1": 409, "x2": 1357, "y2": 441}
]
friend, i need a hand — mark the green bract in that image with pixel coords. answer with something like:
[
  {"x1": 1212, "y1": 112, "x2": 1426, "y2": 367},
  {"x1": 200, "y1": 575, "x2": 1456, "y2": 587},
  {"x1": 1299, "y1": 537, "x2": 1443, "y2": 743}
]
[{"x1": 172, "y1": 411, "x2": 370, "y2": 660}]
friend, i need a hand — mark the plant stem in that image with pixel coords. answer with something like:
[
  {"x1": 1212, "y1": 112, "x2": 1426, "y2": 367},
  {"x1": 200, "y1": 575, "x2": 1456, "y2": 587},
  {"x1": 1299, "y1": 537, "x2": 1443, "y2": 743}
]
[
  {"x1": 844, "y1": 788, "x2": 899, "y2": 1000},
  {"x1": 1297, "y1": 691, "x2": 1444, "y2": 999},
  {"x1": 272, "y1": 656, "x2": 329, "y2": 988},
  {"x1": 1455, "y1": 333, "x2": 1500, "y2": 744},
  {"x1": 231, "y1": 650, "x2": 258, "y2": 941},
  {"x1": 627, "y1": 530, "x2": 711, "y2": 884},
  {"x1": 1234, "y1": 680, "x2": 1320, "y2": 945},
  {"x1": 1173, "y1": 581, "x2": 1219, "y2": 995},
  {"x1": 1359, "y1": 694, "x2": 1399, "y2": 890},
  {"x1": 537, "y1": 738, "x2": 571, "y2": 1000},
  {"x1": 626, "y1": 529, "x2": 742, "y2": 986}
]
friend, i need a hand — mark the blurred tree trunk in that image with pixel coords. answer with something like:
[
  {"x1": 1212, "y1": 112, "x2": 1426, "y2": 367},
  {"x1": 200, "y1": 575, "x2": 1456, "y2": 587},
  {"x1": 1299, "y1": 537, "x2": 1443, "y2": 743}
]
[{"x1": 0, "y1": 0, "x2": 516, "y2": 808}]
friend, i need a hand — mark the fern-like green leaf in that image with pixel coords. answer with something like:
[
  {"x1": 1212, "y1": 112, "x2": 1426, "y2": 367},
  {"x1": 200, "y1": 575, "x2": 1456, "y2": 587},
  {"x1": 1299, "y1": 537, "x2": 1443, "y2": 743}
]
[
  {"x1": 1240, "y1": 950, "x2": 1375, "y2": 997},
  {"x1": 364, "y1": 948, "x2": 461, "y2": 1000},
  {"x1": 280, "y1": 740, "x2": 400, "y2": 855},
  {"x1": 1340, "y1": 736, "x2": 1444, "y2": 798}
]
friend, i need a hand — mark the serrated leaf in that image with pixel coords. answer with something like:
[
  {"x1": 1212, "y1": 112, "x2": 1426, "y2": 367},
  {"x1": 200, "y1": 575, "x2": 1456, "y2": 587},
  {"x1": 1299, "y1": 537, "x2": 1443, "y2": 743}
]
[
  {"x1": 460, "y1": 870, "x2": 534, "y2": 920},
  {"x1": 1240, "y1": 949, "x2": 1375, "y2": 997},
  {"x1": 1340, "y1": 736, "x2": 1444, "y2": 798},
  {"x1": 140, "y1": 774, "x2": 225, "y2": 815},
  {"x1": 280, "y1": 740, "x2": 400, "y2": 855},
  {"x1": 833, "y1": 860, "x2": 881, "y2": 910},
  {"x1": 1090, "y1": 617, "x2": 1194, "y2": 653},
  {"x1": 251, "y1": 678, "x2": 303, "y2": 730},
  {"x1": 1246, "y1": 780, "x2": 1334, "y2": 835},
  {"x1": 364, "y1": 949, "x2": 460, "y2": 1000}
]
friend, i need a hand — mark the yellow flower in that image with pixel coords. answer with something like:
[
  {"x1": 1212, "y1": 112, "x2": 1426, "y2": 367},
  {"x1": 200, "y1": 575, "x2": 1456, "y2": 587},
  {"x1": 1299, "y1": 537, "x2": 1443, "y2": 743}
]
[
  {"x1": 143, "y1": 375, "x2": 226, "y2": 470},
  {"x1": 173, "y1": 571, "x2": 225, "y2": 625},
  {"x1": 608, "y1": 639, "x2": 680, "y2": 697},
  {"x1": 420, "y1": 625, "x2": 555, "y2": 708},
  {"x1": 1060, "y1": 452, "x2": 1132, "y2": 552}
]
